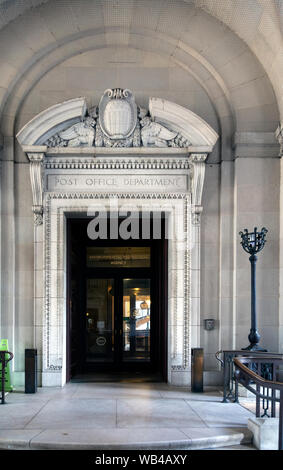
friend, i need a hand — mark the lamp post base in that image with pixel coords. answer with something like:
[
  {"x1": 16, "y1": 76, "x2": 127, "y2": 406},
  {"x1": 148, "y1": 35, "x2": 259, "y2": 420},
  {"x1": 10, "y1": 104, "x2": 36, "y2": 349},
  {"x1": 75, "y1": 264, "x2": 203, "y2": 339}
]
[
  {"x1": 241, "y1": 329, "x2": 267, "y2": 352},
  {"x1": 241, "y1": 344, "x2": 267, "y2": 352}
]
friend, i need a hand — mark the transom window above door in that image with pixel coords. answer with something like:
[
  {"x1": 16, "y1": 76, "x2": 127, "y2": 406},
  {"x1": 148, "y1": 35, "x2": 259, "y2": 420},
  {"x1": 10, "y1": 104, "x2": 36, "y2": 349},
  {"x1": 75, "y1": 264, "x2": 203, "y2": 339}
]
[{"x1": 86, "y1": 246, "x2": 151, "y2": 268}]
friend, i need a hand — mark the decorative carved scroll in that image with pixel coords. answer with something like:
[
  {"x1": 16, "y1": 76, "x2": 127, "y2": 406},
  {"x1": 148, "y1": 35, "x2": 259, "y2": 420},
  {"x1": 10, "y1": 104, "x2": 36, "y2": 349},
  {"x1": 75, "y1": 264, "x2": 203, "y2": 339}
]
[
  {"x1": 27, "y1": 153, "x2": 44, "y2": 225},
  {"x1": 188, "y1": 153, "x2": 207, "y2": 225}
]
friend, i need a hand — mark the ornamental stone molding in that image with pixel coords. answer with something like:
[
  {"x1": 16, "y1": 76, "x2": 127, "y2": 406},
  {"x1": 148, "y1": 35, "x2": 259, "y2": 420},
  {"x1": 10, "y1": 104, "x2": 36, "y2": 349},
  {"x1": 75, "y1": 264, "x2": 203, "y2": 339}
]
[
  {"x1": 16, "y1": 89, "x2": 218, "y2": 226},
  {"x1": 43, "y1": 194, "x2": 191, "y2": 379},
  {"x1": 17, "y1": 98, "x2": 87, "y2": 147},
  {"x1": 17, "y1": 88, "x2": 218, "y2": 151},
  {"x1": 149, "y1": 97, "x2": 218, "y2": 148}
]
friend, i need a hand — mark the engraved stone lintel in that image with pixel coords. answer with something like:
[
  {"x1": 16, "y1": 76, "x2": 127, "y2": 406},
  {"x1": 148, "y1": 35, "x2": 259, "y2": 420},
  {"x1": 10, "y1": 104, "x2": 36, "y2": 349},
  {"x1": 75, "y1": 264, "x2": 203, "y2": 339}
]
[
  {"x1": 27, "y1": 152, "x2": 45, "y2": 225},
  {"x1": 46, "y1": 174, "x2": 189, "y2": 193}
]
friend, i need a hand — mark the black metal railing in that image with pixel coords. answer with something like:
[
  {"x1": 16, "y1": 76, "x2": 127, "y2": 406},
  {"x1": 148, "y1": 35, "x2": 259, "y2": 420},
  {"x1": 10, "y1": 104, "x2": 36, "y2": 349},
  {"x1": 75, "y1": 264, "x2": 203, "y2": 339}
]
[
  {"x1": 215, "y1": 349, "x2": 283, "y2": 403},
  {"x1": 234, "y1": 356, "x2": 283, "y2": 451},
  {"x1": 0, "y1": 350, "x2": 14, "y2": 404}
]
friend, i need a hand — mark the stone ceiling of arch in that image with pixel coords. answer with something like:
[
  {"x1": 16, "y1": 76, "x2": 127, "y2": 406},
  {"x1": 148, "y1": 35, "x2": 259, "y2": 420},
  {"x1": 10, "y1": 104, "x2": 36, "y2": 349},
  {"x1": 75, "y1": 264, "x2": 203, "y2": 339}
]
[{"x1": 0, "y1": 0, "x2": 280, "y2": 160}]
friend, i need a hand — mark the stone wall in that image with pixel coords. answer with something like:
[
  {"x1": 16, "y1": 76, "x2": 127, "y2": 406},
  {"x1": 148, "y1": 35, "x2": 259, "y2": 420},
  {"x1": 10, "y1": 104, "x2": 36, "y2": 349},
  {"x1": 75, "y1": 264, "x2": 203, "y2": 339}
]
[{"x1": 0, "y1": 0, "x2": 282, "y2": 386}]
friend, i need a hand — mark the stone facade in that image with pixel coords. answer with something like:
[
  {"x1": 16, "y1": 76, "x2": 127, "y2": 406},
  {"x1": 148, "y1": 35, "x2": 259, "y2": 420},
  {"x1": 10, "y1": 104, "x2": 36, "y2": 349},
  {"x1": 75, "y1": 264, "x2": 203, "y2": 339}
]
[{"x1": 0, "y1": 0, "x2": 282, "y2": 388}]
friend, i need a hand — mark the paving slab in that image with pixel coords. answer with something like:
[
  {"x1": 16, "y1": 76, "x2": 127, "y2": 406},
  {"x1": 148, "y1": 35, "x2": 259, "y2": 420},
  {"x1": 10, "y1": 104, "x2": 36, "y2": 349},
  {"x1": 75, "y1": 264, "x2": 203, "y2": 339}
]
[
  {"x1": 159, "y1": 389, "x2": 223, "y2": 400},
  {"x1": 117, "y1": 398, "x2": 205, "y2": 428},
  {"x1": 0, "y1": 383, "x2": 255, "y2": 449},
  {"x1": 25, "y1": 398, "x2": 117, "y2": 429},
  {"x1": 186, "y1": 400, "x2": 254, "y2": 428},
  {"x1": 0, "y1": 400, "x2": 48, "y2": 429},
  {"x1": 70, "y1": 383, "x2": 162, "y2": 399}
]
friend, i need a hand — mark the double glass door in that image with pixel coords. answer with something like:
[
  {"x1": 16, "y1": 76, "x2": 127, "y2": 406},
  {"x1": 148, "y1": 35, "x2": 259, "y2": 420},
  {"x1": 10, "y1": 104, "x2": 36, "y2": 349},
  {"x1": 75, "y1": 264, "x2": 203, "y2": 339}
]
[
  {"x1": 68, "y1": 219, "x2": 168, "y2": 381},
  {"x1": 85, "y1": 276, "x2": 152, "y2": 369}
]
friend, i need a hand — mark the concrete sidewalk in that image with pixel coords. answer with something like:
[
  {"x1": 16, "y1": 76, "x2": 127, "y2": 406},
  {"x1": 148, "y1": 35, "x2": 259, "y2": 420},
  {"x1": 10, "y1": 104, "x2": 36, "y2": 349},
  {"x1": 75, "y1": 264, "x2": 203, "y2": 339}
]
[{"x1": 0, "y1": 383, "x2": 254, "y2": 450}]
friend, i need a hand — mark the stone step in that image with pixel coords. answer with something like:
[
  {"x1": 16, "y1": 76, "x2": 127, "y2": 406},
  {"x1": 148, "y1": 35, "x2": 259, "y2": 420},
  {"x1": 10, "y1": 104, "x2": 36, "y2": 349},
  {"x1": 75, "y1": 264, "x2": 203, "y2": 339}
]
[{"x1": 0, "y1": 427, "x2": 253, "y2": 450}]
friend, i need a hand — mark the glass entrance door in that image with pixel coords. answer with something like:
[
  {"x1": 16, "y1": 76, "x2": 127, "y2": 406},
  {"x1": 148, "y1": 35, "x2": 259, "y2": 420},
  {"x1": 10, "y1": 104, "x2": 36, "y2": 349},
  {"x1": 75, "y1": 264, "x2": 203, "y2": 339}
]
[
  {"x1": 68, "y1": 218, "x2": 168, "y2": 381},
  {"x1": 85, "y1": 278, "x2": 115, "y2": 364},
  {"x1": 122, "y1": 279, "x2": 151, "y2": 363},
  {"x1": 85, "y1": 276, "x2": 152, "y2": 370}
]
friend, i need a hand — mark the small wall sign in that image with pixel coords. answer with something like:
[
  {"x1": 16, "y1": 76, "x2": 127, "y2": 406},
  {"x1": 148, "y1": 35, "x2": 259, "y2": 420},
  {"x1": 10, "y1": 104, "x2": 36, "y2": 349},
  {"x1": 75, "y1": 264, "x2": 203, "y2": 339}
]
[{"x1": 204, "y1": 319, "x2": 215, "y2": 331}]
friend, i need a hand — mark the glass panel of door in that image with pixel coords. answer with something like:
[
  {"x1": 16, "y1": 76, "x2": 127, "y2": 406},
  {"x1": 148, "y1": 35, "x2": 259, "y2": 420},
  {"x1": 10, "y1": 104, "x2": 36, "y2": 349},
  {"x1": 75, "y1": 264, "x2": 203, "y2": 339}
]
[
  {"x1": 122, "y1": 279, "x2": 151, "y2": 362},
  {"x1": 85, "y1": 277, "x2": 151, "y2": 367},
  {"x1": 85, "y1": 278, "x2": 115, "y2": 363}
]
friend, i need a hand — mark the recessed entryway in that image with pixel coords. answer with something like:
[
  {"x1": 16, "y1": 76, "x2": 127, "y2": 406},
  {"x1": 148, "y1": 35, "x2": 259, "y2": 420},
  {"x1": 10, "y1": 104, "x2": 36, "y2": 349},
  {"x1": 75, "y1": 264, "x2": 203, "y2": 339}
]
[{"x1": 67, "y1": 215, "x2": 168, "y2": 382}]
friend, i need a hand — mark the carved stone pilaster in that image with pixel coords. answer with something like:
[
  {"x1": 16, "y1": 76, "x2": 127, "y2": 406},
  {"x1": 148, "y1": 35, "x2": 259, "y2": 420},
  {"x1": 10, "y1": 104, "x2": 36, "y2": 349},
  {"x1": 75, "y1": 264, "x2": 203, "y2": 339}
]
[
  {"x1": 188, "y1": 153, "x2": 207, "y2": 225},
  {"x1": 27, "y1": 152, "x2": 44, "y2": 225},
  {"x1": 275, "y1": 123, "x2": 283, "y2": 157}
]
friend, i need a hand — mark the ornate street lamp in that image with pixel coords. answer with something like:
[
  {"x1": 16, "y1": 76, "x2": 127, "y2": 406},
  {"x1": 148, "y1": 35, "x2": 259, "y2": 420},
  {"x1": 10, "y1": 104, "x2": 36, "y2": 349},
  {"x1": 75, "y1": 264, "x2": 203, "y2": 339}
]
[{"x1": 239, "y1": 227, "x2": 268, "y2": 351}]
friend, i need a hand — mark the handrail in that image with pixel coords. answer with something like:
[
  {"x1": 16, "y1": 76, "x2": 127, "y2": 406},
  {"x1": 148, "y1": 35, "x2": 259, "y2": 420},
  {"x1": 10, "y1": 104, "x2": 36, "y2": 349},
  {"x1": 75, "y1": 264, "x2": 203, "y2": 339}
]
[
  {"x1": 233, "y1": 356, "x2": 283, "y2": 450},
  {"x1": 234, "y1": 357, "x2": 283, "y2": 390},
  {"x1": 215, "y1": 350, "x2": 224, "y2": 367},
  {"x1": 217, "y1": 349, "x2": 283, "y2": 403}
]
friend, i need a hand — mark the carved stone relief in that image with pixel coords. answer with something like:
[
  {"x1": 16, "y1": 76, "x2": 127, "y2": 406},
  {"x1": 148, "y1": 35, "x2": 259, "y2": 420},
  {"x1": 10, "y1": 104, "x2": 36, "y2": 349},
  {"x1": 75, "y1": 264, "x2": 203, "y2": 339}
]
[{"x1": 44, "y1": 88, "x2": 191, "y2": 149}]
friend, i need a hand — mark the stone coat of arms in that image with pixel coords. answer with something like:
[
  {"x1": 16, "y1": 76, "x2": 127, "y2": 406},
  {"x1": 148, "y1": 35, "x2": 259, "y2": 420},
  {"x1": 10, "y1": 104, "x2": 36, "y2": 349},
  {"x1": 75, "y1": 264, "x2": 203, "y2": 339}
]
[{"x1": 46, "y1": 88, "x2": 191, "y2": 149}]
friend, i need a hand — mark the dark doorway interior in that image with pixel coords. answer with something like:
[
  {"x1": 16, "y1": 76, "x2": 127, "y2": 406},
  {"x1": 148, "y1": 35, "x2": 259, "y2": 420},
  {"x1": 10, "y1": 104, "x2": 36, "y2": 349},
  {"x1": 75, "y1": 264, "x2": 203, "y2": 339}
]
[{"x1": 67, "y1": 214, "x2": 168, "y2": 382}]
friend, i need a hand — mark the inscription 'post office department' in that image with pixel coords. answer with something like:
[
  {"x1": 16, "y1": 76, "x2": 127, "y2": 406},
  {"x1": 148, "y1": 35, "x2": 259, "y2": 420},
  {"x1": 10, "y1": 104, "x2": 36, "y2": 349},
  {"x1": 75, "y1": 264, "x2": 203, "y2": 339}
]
[{"x1": 47, "y1": 174, "x2": 188, "y2": 193}]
